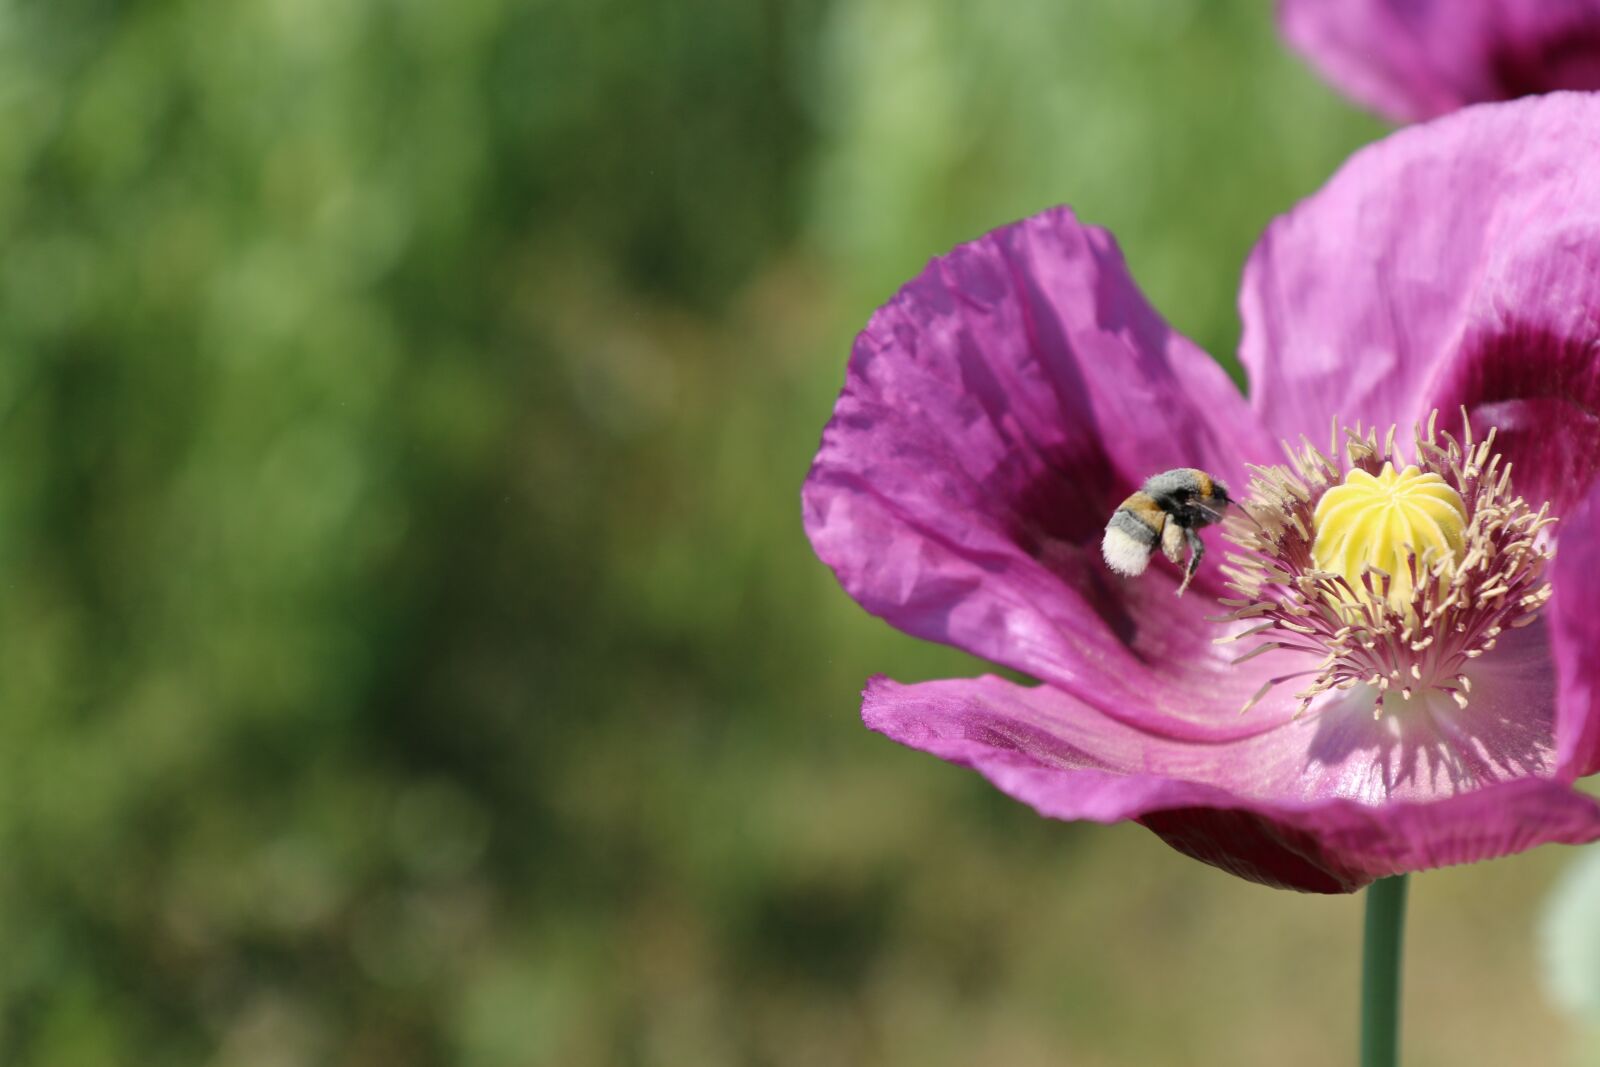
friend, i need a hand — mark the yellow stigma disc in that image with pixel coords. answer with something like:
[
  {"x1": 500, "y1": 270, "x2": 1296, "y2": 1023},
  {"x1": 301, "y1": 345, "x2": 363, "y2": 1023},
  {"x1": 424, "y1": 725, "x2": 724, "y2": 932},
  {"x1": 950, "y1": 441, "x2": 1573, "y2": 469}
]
[{"x1": 1311, "y1": 462, "x2": 1468, "y2": 609}]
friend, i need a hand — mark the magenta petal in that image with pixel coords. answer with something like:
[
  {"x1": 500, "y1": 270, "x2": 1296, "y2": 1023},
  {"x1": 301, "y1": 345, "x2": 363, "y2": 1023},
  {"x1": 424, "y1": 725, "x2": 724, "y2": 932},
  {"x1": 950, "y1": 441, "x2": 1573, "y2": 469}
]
[
  {"x1": 1144, "y1": 779, "x2": 1600, "y2": 892},
  {"x1": 865, "y1": 671, "x2": 1600, "y2": 893},
  {"x1": 1279, "y1": 0, "x2": 1600, "y2": 122},
  {"x1": 1552, "y1": 483, "x2": 1600, "y2": 780},
  {"x1": 805, "y1": 208, "x2": 1281, "y2": 737},
  {"x1": 1240, "y1": 93, "x2": 1600, "y2": 516}
]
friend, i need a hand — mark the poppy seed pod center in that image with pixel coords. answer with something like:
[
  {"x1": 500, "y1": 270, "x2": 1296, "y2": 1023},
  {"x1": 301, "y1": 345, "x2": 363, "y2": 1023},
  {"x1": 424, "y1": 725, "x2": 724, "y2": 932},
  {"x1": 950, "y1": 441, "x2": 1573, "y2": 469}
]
[
  {"x1": 1220, "y1": 414, "x2": 1555, "y2": 720},
  {"x1": 1311, "y1": 462, "x2": 1468, "y2": 609}
]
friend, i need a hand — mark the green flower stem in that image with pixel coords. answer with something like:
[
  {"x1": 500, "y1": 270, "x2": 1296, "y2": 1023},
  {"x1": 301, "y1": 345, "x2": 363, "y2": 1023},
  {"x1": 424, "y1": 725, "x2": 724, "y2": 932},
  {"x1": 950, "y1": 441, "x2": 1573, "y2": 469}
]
[{"x1": 1360, "y1": 874, "x2": 1410, "y2": 1067}]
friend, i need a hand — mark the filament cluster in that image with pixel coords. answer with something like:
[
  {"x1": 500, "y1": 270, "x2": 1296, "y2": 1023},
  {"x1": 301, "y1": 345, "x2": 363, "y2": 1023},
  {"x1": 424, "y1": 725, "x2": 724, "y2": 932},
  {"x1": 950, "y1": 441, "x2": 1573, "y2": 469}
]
[{"x1": 1217, "y1": 413, "x2": 1555, "y2": 719}]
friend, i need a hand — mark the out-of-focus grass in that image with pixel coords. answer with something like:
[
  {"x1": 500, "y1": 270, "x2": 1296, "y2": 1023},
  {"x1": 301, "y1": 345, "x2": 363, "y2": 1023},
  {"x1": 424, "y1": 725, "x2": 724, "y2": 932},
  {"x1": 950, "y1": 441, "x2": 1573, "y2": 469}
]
[{"x1": 0, "y1": 1, "x2": 1584, "y2": 1064}]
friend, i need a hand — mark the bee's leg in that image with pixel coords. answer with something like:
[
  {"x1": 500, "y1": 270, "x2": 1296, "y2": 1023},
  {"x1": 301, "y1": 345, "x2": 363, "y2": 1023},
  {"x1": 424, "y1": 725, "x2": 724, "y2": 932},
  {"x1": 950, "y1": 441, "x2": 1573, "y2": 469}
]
[
  {"x1": 1160, "y1": 517, "x2": 1185, "y2": 564},
  {"x1": 1176, "y1": 526, "x2": 1205, "y2": 596}
]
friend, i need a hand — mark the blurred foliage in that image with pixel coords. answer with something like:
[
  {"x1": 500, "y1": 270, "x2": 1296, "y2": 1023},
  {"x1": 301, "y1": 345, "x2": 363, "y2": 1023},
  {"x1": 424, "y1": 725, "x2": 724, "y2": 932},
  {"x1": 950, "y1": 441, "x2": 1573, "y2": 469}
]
[
  {"x1": 0, "y1": 0, "x2": 1585, "y2": 1064},
  {"x1": 1542, "y1": 846, "x2": 1600, "y2": 1041}
]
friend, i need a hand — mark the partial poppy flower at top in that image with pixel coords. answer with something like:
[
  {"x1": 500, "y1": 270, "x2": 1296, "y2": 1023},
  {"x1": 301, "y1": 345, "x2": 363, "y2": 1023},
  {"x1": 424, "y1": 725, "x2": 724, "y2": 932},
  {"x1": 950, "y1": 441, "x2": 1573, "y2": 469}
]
[
  {"x1": 1279, "y1": 0, "x2": 1600, "y2": 121},
  {"x1": 802, "y1": 92, "x2": 1600, "y2": 893}
]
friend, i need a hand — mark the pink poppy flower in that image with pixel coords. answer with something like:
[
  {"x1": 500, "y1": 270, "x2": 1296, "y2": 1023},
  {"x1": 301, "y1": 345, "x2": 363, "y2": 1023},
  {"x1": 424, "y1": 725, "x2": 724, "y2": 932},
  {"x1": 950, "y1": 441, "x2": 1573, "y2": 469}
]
[
  {"x1": 1280, "y1": 0, "x2": 1600, "y2": 121},
  {"x1": 802, "y1": 93, "x2": 1600, "y2": 893}
]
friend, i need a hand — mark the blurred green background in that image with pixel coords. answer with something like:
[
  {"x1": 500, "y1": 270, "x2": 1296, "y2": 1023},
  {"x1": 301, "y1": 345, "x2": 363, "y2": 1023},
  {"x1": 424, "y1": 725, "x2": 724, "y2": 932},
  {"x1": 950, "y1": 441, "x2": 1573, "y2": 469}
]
[{"x1": 0, "y1": 1, "x2": 1590, "y2": 1064}]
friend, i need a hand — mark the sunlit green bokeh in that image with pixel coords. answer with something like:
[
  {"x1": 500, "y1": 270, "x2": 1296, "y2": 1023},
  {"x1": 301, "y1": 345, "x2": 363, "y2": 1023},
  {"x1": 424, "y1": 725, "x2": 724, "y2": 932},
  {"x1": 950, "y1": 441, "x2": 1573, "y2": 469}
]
[{"x1": 0, "y1": 2, "x2": 1586, "y2": 1064}]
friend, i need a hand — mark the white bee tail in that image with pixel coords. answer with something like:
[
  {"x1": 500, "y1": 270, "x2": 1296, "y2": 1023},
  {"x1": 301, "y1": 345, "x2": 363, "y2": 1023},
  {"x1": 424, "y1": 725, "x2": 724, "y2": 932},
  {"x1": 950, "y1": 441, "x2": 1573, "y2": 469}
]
[{"x1": 1101, "y1": 526, "x2": 1152, "y2": 577}]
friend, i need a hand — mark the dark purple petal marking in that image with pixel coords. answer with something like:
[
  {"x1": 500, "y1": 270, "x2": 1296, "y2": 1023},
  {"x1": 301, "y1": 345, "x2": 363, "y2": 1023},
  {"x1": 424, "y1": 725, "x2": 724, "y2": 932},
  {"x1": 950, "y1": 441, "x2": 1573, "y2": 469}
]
[
  {"x1": 1241, "y1": 93, "x2": 1600, "y2": 480},
  {"x1": 1429, "y1": 322, "x2": 1600, "y2": 518},
  {"x1": 1490, "y1": 14, "x2": 1600, "y2": 98},
  {"x1": 1279, "y1": 0, "x2": 1600, "y2": 122}
]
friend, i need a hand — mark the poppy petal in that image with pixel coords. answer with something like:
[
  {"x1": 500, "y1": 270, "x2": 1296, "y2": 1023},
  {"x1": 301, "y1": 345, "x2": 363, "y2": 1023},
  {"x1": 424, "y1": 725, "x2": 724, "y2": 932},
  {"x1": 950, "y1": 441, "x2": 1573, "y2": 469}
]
[
  {"x1": 1239, "y1": 92, "x2": 1600, "y2": 516},
  {"x1": 804, "y1": 208, "x2": 1284, "y2": 737},
  {"x1": 865, "y1": 669, "x2": 1600, "y2": 892},
  {"x1": 1552, "y1": 483, "x2": 1600, "y2": 779},
  {"x1": 1279, "y1": 0, "x2": 1600, "y2": 122}
]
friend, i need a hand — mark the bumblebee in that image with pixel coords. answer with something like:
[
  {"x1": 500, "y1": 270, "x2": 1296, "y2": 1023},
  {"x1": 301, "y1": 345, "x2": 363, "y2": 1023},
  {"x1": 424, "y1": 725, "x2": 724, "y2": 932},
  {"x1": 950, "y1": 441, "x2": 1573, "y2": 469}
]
[{"x1": 1101, "y1": 468, "x2": 1231, "y2": 595}]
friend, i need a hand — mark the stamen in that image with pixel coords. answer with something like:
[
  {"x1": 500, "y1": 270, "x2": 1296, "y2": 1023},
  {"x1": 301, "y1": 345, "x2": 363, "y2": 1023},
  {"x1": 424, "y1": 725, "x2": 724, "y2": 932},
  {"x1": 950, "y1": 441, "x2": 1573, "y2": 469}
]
[{"x1": 1222, "y1": 413, "x2": 1555, "y2": 719}]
